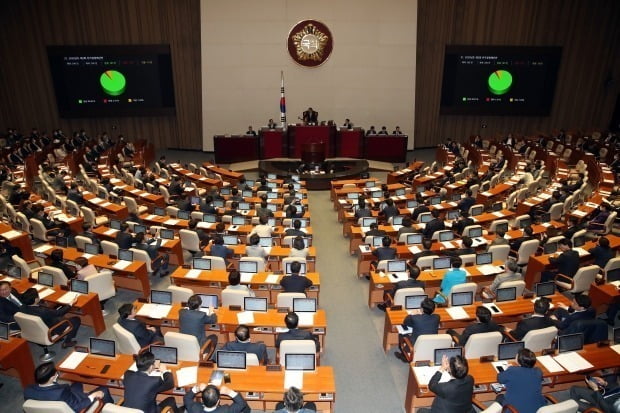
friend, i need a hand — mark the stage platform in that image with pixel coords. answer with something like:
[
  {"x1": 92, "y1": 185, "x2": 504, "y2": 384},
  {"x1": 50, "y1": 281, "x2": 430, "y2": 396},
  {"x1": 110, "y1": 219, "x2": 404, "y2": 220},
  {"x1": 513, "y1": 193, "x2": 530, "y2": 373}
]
[{"x1": 230, "y1": 158, "x2": 395, "y2": 173}]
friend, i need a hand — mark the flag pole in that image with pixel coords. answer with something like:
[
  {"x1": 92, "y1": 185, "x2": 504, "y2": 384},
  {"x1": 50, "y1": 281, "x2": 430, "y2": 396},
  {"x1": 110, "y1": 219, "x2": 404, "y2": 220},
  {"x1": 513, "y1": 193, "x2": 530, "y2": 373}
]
[{"x1": 280, "y1": 71, "x2": 287, "y2": 130}]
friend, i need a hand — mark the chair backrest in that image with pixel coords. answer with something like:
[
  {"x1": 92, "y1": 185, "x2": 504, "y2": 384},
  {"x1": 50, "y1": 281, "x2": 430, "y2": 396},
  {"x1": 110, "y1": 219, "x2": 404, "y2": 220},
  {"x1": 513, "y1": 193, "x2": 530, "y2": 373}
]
[
  {"x1": 166, "y1": 206, "x2": 179, "y2": 217},
  {"x1": 101, "y1": 240, "x2": 119, "y2": 257},
  {"x1": 281, "y1": 256, "x2": 307, "y2": 269},
  {"x1": 75, "y1": 235, "x2": 94, "y2": 250},
  {"x1": 602, "y1": 211, "x2": 618, "y2": 234},
  {"x1": 276, "y1": 292, "x2": 306, "y2": 310},
  {"x1": 167, "y1": 285, "x2": 194, "y2": 302},
  {"x1": 449, "y1": 283, "x2": 477, "y2": 306},
  {"x1": 123, "y1": 197, "x2": 139, "y2": 214},
  {"x1": 66, "y1": 199, "x2": 81, "y2": 216},
  {"x1": 416, "y1": 255, "x2": 439, "y2": 270},
  {"x1": 567, "y1": 265, "x2": 599, "y2": 294},
  {"x1": 12, "y1": 254, "x2": 32, "y2": 277},
  {"x1": 505, "y1": 192, "x2": 517, "y2": 210},
  {"x1": 464, "y1": 331, "x2": 503, "y2": 359},
  {"x1": 413, "y1": 334, "x2": 453, "y2": 362},
  {"x1": 488, "y1": 244, "x2": 510, "y2": 263},
  {"x1": 570, "y1": 229, "x2": 586, "y2": 244},
  {"x1": 80, "y1": 206, "x2": 96, "y2": 225},
  {"x1": 164, "y1": 331, "x2": 201, "y2": 362},
  {"x1": 459, "y1": 254, "x2": 476, "y2": 267},
  {"x1": 102, "y1": 403, "x2": 144, "y2": 413},
  {"x1": 39, "y1": 265, "x2": 69, "y2": 287},
  {"x1": 29, "y1": 218, "x2": 47, "y2": 240},
  {"x1": 129, "y1": 248, "x2": 153, "y2": 273},
  {"x1": 279, "y1": 339, "x2": 317, "y2": 366},
  {"x1": 393, "y1": 287, "x2": 425, "y2": 307},
  {"x1": 246, "y1": 352, "x2": 260, "y2": 366},
  {"x1": 488, "y1": 219, "x2": 509, "y2": 233},
  {"x1": 23, "y1": 400, "x2": 75, "y2": 413},
  {"x1": 84, "y1": 270, "x2": 116, "y2": 301},
  {"x1": 202, "y1": 255, "x2": 227, "y2": 270},
  {"x1": 497, "y1": 280, "x2": 526, "y2": 297},
  {"x1": 562, "y1": 319, "x2": 608, "y2": 344},
  {"x1": 517, "y1": 240, "x2": 540, "y2": 265},
  {"x1": 523, "y1": 326, "x2": 557, "y2": 352},
  {"x1": 548, "y1": 203, "x2": 564, "y2": 221},
  {"x1": 604, "y1": 257, "x2": 620, "y2": 279},
  {"x1": 112, "y1": 323, "x2": 141, "y2": 354},
  {"x1": 240, "y1": 256, "x2": 266, "y2": 272},
  {"x1": 179, "y1": 229, "x2": 200, "y2": 252},
  {"x1": 14, "y1": 312, "x2": 54, "y2": 345},
  {"x1": 221, "y1": 289, "x2": 251, "y2": 308},
  {"x1": 536, "y1": 399, "x2": 578, "y2": 413}
]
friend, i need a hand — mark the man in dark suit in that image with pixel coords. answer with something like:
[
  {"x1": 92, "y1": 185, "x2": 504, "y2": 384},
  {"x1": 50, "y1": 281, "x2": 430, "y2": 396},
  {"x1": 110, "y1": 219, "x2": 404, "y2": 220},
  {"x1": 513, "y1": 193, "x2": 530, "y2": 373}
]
[
  {"x1": 280, "y1": 261, "x2": 313, "y2": 293},
  {"x1": 452, "y1": 212, "x2": 475, "y2": 235},
  {"x1": 372, "y1": 236, "x2": 397, "y2": 262},
  {"x1": 133, "y1": 232, "x2": 169, "y2": 277},
  {"x1": 457, "y1": 190, "x2": 476, "y2": 214},
  {"x1": 411, "y1": 195, "x2": 430, "y2": 221},
  {"x1": 364, "y1": 222, "x2": 387, "y2": 237},
  {"x1": 81, "y1": 223, "x2": 100, "y2": 247},
  {"x1": 411, "y1": 239, "x2": 436, "y2": 265},
  {"x1": 378, "y1": 263, "x2": 425, "y2": 311},
  {"x1": 509, "y1": 225, "x2": 535, "y2": 253},
  {"x1": 276, "y1": 312, "x2": 320, "y2": 352},
  {"x1": 184, "y1": 384, "x2": 249, "y2": 413},
  {"x1": 284, "y1": 219, "x2": 306, "y2": 237},
  {"x1": 179, "y1": 294, "x2": 218, "y2": 348},
  {"x1": 220, "y1": 325, "x2": 269, "y2": 364},
  {"x1": 447, "y1": 236, "x2": 476, "y2": 257},
  {"x1": 354, "y1": 199, "x2": 372, "y2": 219},
  {"x1": 168, "y1": 176, "x2": 184, "y2": 197},
  {"x1": 275, "y1": 386, "x2": 317, "y2": 413},
  {"x1": 379, "y1": 198, "x2": 399, "y2": 222},
  {"x1": 508, "y1": 297, "x2": 555, "y2": 340},
  {"x1": 448, "y1": 306, "x2": 503, "y2": 346},
  {"x1": 122, "y1": 351, "x2": 179, "y2": 413},
  {"x1": 422, "y1": 209, "x2": 445, "y2": 239},
  {"x1": 395, "y1": 298, "x2": 440, "y2": 362},
  {"x1": 188, "y1": 219, "x2": 211, "y2": 248},
  {"x1": 302, "y1": 107, "x2": 318, "y2": 124},
  {"x1": 542, "y1": 237, "x2": 580, "y2": 282},
  {"x1": 552, "y1": 294, "x2": 595, "y2": 332},
  {"x1": 0, "y1": 280, "x2": 23, "y2": 325},
  {"x1": 418, "y1": 355, "x2": 475, "y2": 413},
  {"x1": 115, "y1": 223, "x2": 136, "y2": 250},
  {"x1": 563, "y1": 217, "x2": 583, "y2": 240},
  {"x1": 20, "y1": 288, "x2": 81, "y2": 348},
  {"x1": 24, "y1": 361, "x2": 113, "y2": 409},
  {"x1": 117, "y1": 303, "x2": 163, "y2": 347},
  {"x1": 588, "y1": 236, "x2": 614, "y2": 268}
]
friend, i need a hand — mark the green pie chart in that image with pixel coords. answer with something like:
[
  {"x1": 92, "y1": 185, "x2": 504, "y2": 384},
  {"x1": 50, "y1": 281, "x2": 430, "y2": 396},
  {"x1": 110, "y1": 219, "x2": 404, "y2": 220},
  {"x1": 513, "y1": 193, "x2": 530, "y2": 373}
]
[
  {"x1": 488, "y1": 70, "x2": 513, "y2": 95},
  {"x1": 100, "y1": 70, "x2": 126, "y2": 96}
]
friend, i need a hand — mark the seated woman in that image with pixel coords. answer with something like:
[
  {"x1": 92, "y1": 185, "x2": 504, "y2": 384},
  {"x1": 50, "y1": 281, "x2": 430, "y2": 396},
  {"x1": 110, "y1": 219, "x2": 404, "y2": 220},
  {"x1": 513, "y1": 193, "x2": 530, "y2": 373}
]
[{"x1": 434, "y1": 256, "x2": 466, "y2": 304}]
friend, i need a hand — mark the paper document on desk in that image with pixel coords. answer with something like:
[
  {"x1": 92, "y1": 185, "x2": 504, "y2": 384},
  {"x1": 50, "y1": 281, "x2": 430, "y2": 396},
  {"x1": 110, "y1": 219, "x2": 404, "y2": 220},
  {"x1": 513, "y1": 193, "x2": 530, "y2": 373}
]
[
  {"x1": 441, "y1": 241, "x2": 455, "y2": 249},
  {"x1": 59, "y1": 351, "x2": 89, "y2": 370},
  {"x1": 585, "y1": 202, "x2": 599, "y2": 208},
  {"x1": 237, "y1": 311, "x2": 255, "y2": 324},
  {"x1": 0, "y1": 276, "x2": 15, "y2": 283},
  {"x1": 196, "y1": 222, "x2": 213, "y2": 229},
  {"x1": 610, "y1": 345, "x2": 620, "y2": 355},
  {"x1": 1, "y1": 230, "x2": 23, "y2": 239},
  {"x1": 184, "y1": 269, "x2": 202, "y2": 279},
  {"x1": 38, "y1": 288, "x2": 56, "y2": 299},
  {"x1": 413, "y1": 366, "x2": 451, "y2": 386},
  {"x1": 145, "y1": 215, "x2": 157, "y2": 220},
  {"x1": 265, "y1": 274, "x2": 280, "y2": 284},
  {"x1": 100, "y1": 202, "x2": 112, "y2": 207},
  {"x1": 553, "y1": 352, "x2": 593, "y2": 373},
  {"x1": 396, "y1": 325, "x2": 413, "y2": 335},
  {"x1": 573, "y1": 248, "x2": 589, "y2": 257},
  {"x1": 472, "y1": 238, "x2": 487, "y2": 247},
  {"x1": 57, "y1": 291, "x2": 81, "y2": 304},
  {"x1": 90, "y1": 197, "x2": 103, "y2": 204},
  {"x1": 176, "y1": 366, "x2": 198, "y2": 387},
  {"x1": 284, "y1": 370, "x2": 304, "y2": 390},
  {"x1": 297, "y1": 312, "x2": 315, "y2": 326},
  {"x1": 164, "y1": 219, "x2": 179, "y2": 225},
  {"x1": 572, "y1": 210, "x2": 587, "y2": 217},
  {"x1": 478, "y1": 265, "x2": 502, "y2": 275},
  {"x1": 136, "y1": 303, "x2": 172, "y2": 319},
  {"x1": 240, "y1": 273, "x2": 254, "y2": 283},
  {"x1": 446, "y1": 306, "x2": 469, "y2": 320},
  {"x1": 492, "y1": 212, "x2": 505, "y2": 218},
  {"x1": 113, "y1": 261, "x2": 132, "y2": 270},
  {"x1": 104, "y1": 229, "x2": 118, "y2": 236},
  {"x1": 34, "y1": 244, "x2": 54, "y2": 253},
  {"x1": 408, "y1": 246, "x2": 422, "y2": 254},
  {"x1": 610, "y1": 281, "x2": 620, "y2": 288}
]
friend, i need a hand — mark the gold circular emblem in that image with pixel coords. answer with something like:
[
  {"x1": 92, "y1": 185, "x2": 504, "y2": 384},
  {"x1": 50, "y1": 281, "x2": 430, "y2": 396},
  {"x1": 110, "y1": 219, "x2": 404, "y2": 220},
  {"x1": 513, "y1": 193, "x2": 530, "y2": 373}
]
[{"x1": 287, "y1": 20, "x2": 333, "y2": 67}]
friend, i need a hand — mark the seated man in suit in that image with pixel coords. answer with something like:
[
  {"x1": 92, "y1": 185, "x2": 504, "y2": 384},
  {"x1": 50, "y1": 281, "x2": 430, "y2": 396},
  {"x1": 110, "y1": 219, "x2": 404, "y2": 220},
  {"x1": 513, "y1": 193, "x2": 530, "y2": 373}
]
[
  {"x1": 487, "y1": 228, "x2": 509, "y2": 250},
  {"x1": 255, "y1": 200, "x2": 274, "y2": 218},
  {"x1": 245, "y1": 126, "x2": 257, "y2": 136},
  {"x1": 411, "y1": 238, "x2": 436, "y2": 265},
  {"x1": 222, "y1": 270, "x2": 255, "y2": 297},
  {"x1": 0, "y1": 280, "x2": 23, "y2": 326},
  {"x1": 24, "y1": 361, "x2": 114, "y2": 409},
  {"x1": 280, "y1": 261, "x2": 313, "y2": 293},
  {"x1": 509, "y1": 225, "x2": 536, "y2": 253},
  {"x1": 221, "y1": 325, "x2": 269, "y2": 364},
  {"x1": 275, "y1": 386, "x2": 316, "y2": 413},
  {"x1": 49, "y1": 248, "x2": 76, "y2": 281},
  {"x1": 507, "y1": 297, "x2": 555, "y2": 341},
  {"x1": 378, "y1": 263, "x2": 425, "y2": 311},
  {"x1": 179, "y1": 294, "x2": 218, "y2": 348},
  {"x1": 411, "y1": 194, "x2": 430, "y2": 221},
  {"x1": 588, "y1": 236, "x2": 614, "y2": 269},
  {"x1": 397, "y1": 216, "x2": 417, "y2": 237},
  {"x1": 379, "y1": 198, "x2": 399, "y2": 222},
  {"x1": 447, "y1": 306, "x2": 504, "y2": 346},
  {"x1": 20, "y1": 288, "x2": 81, "y2": 348},
  {"x1": 354, "y1": 199, "x2": 372, "y2": 219},
  {"x1": 366, "y1": 126, "x2": 377, "y2": 136},
  {"x1": 457, "y1": 190, "x2": 476, "y2": 214},
  {"x1": 302, "y1": 107, "x2": 318, "y2": 124},
  {"x1": 447, "y1": 235, "x2": 475, "y2": 256},
  {"x1": 395, "y1": 297, "x2": 440, "y2": 362},
  {"x1": 392, "y1": 126, "x2": 403, "y2": 135},
  {"x1": 210, "y1": 235, "x2": 234, "y2": 264},
  {"x1": 541, "y1": 237, "x2": 579, "y2": 283},
  {"x1": 422, "y1": 209, "x2": 445, "y2": 239},
  {"x1": 114, "y1": 223, "x2": 136, "y2": 250},
  {"x1": 372, "y1": 236, "x2": 397, "y2": 264},
  {"x1": 117, "y1": 303, "x2": 163, "y2": 347},
  {"x1": 123, "y1": 351, "x2": 179, "y2": 413},
  {"x1": 497, "y1": 348, "x2": 547, "y2": 413},
  {"x1": 452, "y1": 211, "x2": 475, "y2": 235},
  {"x1": 188, "y1": 219, "x2": 211, "y2": 249},
  {"x1": 417, "y1": 355, "x2": 475, "y2": 413},
  {"x1": 276, "y1": 312, "x2": 320, "y2": 352},
  {"x1": 184, "y1": 384, "x2": 249, "y2": 413},
  {"x1": 285, "y1": 219, "x2": 306, "y2": 237},
  {"x1": 587, "y1": 203, "x2": 611, "y2": 231},
  {"x1": 552, "y1": 294, "x2": 595, "y2": 333},
  {"x1": 249, "y1": 215, "x2": 273, "y2": 238},
  {"x1": 378, "y1": 126, "x2": 389, "y2": 135},
  {"x1": 365, "y1": 222, "x2": 387, "y2": 238}
]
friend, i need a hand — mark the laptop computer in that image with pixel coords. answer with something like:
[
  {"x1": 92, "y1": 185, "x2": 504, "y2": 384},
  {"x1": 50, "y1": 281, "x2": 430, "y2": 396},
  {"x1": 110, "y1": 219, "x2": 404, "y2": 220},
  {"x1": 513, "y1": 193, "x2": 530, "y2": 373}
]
[
  {"x1": 439, "y1": 231, "x2": 454, "y2": 242},
  {"x1": 557, "y1": 333, "x2": 584, "y2": 353},
  {"x1": 109, "y1": 219, "x2": 122, "y2": 230},
  {"x1": 90, "y1": 338, "x2": 116, "y2": 357},
  {"x1": 433, "y1": 257, "x2": 452, "y2": 270},
  {"x1": 242, "y1": 190, "x2": 254, "y2": 198},
  {"x1": 203, "y1": 214, "x2": 217, "y2": 223},
  {"x1": 267, "y1": 192, "x2": 278, "y2": 200},
  {"x1": 84, "y1": 243, "x2": 99, "y2": 255},
  {"x1": 160, "y1": 229, "x2": 174, "y2": 240},
  {"x1": 153, "y1": 207, "x2": 166, "y2": 217},
  {"x1": 347, "y1": 192, "x2": 360, "y2": 200},
  {"x1": 223, "y1": 235, "x2": 239, "y2": 245},
  {"x1": 285, "y1": 353, "x2": 316, "y2": 371},
  {"x1": 392, "y1": 216, "x2": 405, "y2": 226},
  {"x1": 177, "y1": 210, "x2": 190, "y2": 220},
  {"x1": 387, "y1": 260, "x2": 407, "y2": 273},
  {"x1": 468, "y1": 227, "x2": 483, "y2": 238},
  {"x1": 498, "y1": 341, "x2": 524, "y2": 360},
  {"x1": 118, "y1": 249, "x2": 133, "y2": 262},
  {"x1": 71, "y1": 279, "x2": 89, "y2": 294},
  {"x1": 285, "y1": 262, "x2": 307, "y2": 275},
  {"x1": 420, "y1": 214, "x2": 432, "y2": 224},
  {"x1": 220, "y1": 187, "x2": 231, "y2": 195},
  {"x1": 293, "y1": 298, "x2": 317, "y2": 313},
  {"x1": 434, "y1": 347, "x2": 463, "y2": 365},
  {"x1": 429, "y1": 197, "x2": 441, "y2": 206},
  {"x1": 407, "y1": 200, "x2": 419, "y2": 208},
  {"x1": 213, "y1": 200, "x2": 225, "y2": 208},
  {"x1": 535, "y1": 282, "x2": 555, "y2": 297},
  {"x1": 230, "y1": 216, "x2": 245, "y2": 226},
  {"x1": 239, "y1": 260, "x2": 258, "y2": 279},
  {"x1": 244, "y1": 297, "x2": 267, "y2": 312},
  {"x1": 238, "y1": 202, "x2": 250, "y2": 211},
  {"x1": 151, "y1": 290, "x2": 173, "y2": 305},
  {"x1": 495, "y1": 222, "x2": 509, "y2": 233},
  {"x1": 471, "y1": 206, "x2": 484, "y2": 217},
  {"x1": 405, "y1": 295, "x2": 428, "y2": 310},
  {"x1": 492, "y1": 202, "x2": 503, "y2": 212},
  {"x1": 406, "y1": 233, "x2": 423, "y2": 245},
  {"x1": 37, "y1": 272, "x2": 54, "y2": 287},
  {"x1": 198, "y1": 294, "x2": 219, "y2": 309},
  {"x1": 519, "y1": 217, "x2": 532, "y2": 229},
  {"x1": 496, "y1": 287, "x2": 517, "y2": 302},
  {"x1": 362, "y1": 217, "x2": 377, "y2": 227},
  {"x1": 371, "y1": 236, "x2": 383, "y2": 248},
  {"x1": 543, "y1": 242, "x2": 558, "y2": 254},
  {"x1": 451, "y1": 291, "x2": 473, "y2": 306},
  {"x1": 150, "y1": 345, "x2": 178, "y2": 364},
  {"x1": 476, "y1": 252, "x2": 493, "y2": 265},
  {"x1": 133, "y1": 224, "x2": 147, "y2": 234},
  {"x1": 216, "y1": 350, "x2": 246, "y2": 370},
  {"x1": 193, "y1": 258, "x2": 211, "y2": 270}
]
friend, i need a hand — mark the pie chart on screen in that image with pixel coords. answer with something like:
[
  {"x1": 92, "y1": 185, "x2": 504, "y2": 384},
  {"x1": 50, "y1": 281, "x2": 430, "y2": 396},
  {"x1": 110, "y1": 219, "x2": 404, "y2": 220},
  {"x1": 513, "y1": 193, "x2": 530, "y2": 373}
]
[
  {"x1": 100, "y1": 70, "x2": 126, "y2": 96},
  {"x1": 488, "y1": 70, "x2": 513, "y2": 95}
]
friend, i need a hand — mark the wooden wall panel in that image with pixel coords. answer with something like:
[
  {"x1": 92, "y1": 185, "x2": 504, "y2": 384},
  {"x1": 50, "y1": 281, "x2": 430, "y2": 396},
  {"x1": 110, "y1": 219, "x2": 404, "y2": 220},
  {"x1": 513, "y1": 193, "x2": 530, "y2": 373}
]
[
  {"x1": 415, "y1": 0, "x2": 620, "y2": 148},
  {"x1": 0, "y1": 0, "x2": 201, "y2": 150}
]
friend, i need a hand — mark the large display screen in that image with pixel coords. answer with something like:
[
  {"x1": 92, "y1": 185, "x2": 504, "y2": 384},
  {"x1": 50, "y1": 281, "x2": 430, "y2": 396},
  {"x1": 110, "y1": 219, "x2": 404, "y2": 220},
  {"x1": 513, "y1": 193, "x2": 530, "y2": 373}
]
[
  {"x1": 47, "y1": 45, "x2": 175, "y2": 117},
  {"x1": 440, "y1": 46, "x2": 561, "y2": 116}
]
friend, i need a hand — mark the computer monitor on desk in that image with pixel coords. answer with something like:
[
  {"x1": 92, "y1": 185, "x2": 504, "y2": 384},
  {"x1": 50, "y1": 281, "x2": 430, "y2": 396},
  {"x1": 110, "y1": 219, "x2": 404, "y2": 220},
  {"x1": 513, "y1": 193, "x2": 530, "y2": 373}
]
[
  {"x1": 387, "y1": 260, "x2": 407, "y2": 273},
  {"x1": 216, "y1": 350, "x2": 246, "y2": 370},
  {"x1": 198, "y1": 294, "x2": 218, "y2": 309},
  {"x1": 84, "y1": 243, "x2": 99, "y2": 255},
  {"x1": 451, "y1": 291, "x2": 473, "y2": 306},
  {"x1": 405, "y1": 295, "x2": 427, "y2": 310},
  {"x1": 285, "y1": 353, "x2": 316, "y2": 372},
  {"x1": 407, "y1": 234, "x2": 423, "y2": 245},
  {"x1": 177, "y1": 210, "x2": 190, "y2": 220},
  {"x1": 150, "y1": 345, "x2": 178, "y2": 364},
  {"x1": 439, "y1": 231, "x2": 454, "y2": 242},
  {"x1": 476, "y1": 252, "x2": 493, "y2": 265},
  {"x1": 118, "y1": 249, "x2": 133, "y2": 262},
  {"x1": 535, "y1": 282, "x2": 555, "y2": 297},
  {"x1": 151, "y1": 290, "x2": 172, "y2": 305},
  {"x1": 6, "y1": 264, "x2": 21, "y2": 280},
  {"x1": 0, "y1": 322, "x2": 9, "y2": 341},
  {"x1": 203, "y1": 214, "x2": 217, "y2": 223},
  {"x1": 71, "y1": 279, "x2": 89, "y2": 294},
  {"x1": 496, "y1": 287, "x2": 517, "y2": 302},
  {"x1": 433, "y1": 257, "x2": 451, "y2": 270},
  {"x1": 543, "y1": 242, "x2": 558, "y2": 254},
  {"x1": 285, "y1": 262, "x2": 306, "y2": 275},
  {"x1": 557, "y1": 333, "x2": 584, "y2": 353},
  {"x1": 471, "y1": 206, "x2": 484, "y2": 217},
  {"x1": 90, "y1": 338, "x2": 116, "y2": 357},
  {"x1": 293, "y1": 298, "x2": 317, "y2": 313},
  {"x1": 498, "y1": 341, "x2": 524, "y2": 360},
  {"x1": 193, "y1": 258, "x2": 211, "y2": 270},
  {"x1": 244, "y1": 297, "x2": 267, "y2": 312},
  {"x1": 38, "y1": 272, "x2": 54, "y2": 287},
  {"x1": 434, "y1": 347, "x2": 462, "y2": 365}
]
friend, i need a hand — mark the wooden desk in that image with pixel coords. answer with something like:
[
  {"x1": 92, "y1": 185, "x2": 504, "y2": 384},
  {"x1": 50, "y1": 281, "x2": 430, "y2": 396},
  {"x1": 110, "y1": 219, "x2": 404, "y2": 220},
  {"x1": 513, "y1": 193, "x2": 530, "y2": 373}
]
[
  {"x1": 588, "y1": 282, "x2": 620, "y2": 314},
  {"x1": 383, "y1": 293, "x2": 572, "y2": 353},
  {"x1": 167, "y1": 164, "x2": 222, "y2": 189},
  {"x1": 57, "y1": 352, "x2": 336, "y2": 412},
  {"x1": 0, "y1": 337, "x2": 36, "y2": 387},
  {"x1": 82, "y1": 192, "x2": 129, "y2": 220},
  {"x1": 170, "y1": 268, "x2": 320, "y2": 305},
  {"x1": 109, "y1": 179, "x2": 165, "y2": 208},
  {"x1": 405, "y1": 344, "x2": 620, "y2": 413},
  {"x1": 0, "y1": 222, "x2": 35, "y2": 261},
  {"x1": 201, "y1": 162, "x2": 244, "y2": 186},
  {"x1": 387, "y1": 162, "x2": 425, "y2": 184}
]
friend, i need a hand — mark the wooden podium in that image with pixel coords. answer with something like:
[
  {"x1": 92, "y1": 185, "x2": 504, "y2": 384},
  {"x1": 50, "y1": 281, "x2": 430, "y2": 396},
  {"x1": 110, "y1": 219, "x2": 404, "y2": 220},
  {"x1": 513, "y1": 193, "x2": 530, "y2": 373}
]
[
  {"x1": 259, "y1": 128, "x2": 286, "y2": 158},
  {"x1": 288, "y1": 125, "x2": 336, "y2": 159},
  {"x1": 338, "y1": 128, "x2": 364, "y2": 158}
]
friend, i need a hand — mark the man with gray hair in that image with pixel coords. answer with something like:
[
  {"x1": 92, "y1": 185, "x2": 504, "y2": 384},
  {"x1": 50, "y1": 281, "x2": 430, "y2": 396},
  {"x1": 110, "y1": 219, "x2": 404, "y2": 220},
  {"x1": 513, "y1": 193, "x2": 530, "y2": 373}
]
[{"x1": 482, "y1": 260, "x2": 522, "y2": 299}]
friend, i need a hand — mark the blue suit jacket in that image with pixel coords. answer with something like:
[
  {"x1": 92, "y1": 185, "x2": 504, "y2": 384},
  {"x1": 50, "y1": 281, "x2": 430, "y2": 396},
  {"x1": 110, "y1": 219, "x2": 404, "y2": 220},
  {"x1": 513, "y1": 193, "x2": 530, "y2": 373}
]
[
  {"x1": 118, "y1": 317, "x2": 157, "y2": 347},
  {"x1": 24, "y1": 383, "x2": 92, "y2": 412},
  {"x1": 402, "y1": 313, "x2": 440, "y2": 345},
  {"x1": 498, "y1": 366, "x2": 546, "y2": 413},
  {"x1": 179, "y1": 308, "x2": 217, "y2": 346}
]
